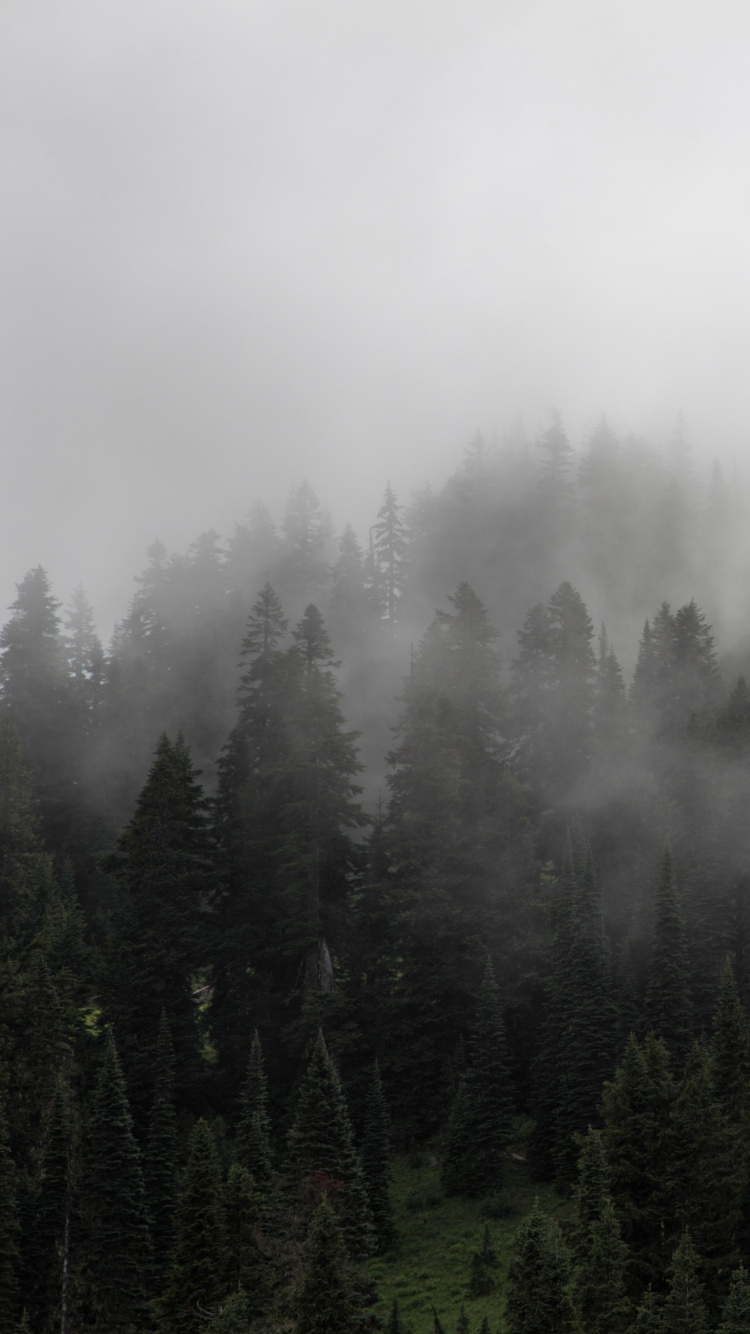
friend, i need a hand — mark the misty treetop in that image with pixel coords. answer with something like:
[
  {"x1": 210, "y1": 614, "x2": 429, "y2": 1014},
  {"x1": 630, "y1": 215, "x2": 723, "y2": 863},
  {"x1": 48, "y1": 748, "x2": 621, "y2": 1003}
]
[{"x1": 0, "y1": 424, "x2": 750, "y2": 1327}]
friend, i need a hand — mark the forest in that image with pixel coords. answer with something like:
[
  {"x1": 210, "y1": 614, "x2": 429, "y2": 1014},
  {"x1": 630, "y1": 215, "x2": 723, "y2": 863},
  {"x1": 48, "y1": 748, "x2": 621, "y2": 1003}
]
[{"x1": 4, "y1": 415, "x2": 750, "y2": 1333}]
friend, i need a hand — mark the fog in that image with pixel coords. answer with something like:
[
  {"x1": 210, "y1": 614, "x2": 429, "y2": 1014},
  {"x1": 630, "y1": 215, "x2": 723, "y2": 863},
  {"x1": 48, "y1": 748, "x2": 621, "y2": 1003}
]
[{"x1": 2, "y1": 1, "x2": 750, "y2": 633}]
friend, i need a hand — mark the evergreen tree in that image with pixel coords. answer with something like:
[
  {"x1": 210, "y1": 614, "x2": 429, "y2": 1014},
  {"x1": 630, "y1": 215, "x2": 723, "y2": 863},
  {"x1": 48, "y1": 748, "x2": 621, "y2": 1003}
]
[
  {"x1": 102, "y1": 731, "x2": 213, "y2": 1115},
  {"x1": 387, "y1": 1298, "x2": 405, "y2": 1334},
  {"x1": 160, "y1": 1118, "x2": 227, "y2": 1333},
  {"x1": 719, "y1": 1265, "x2": 750, "y2": 1334},
  {"x1": 711, "y1": 958, "x2": 750, "y2": 1127},
  {"x1": 371, "y1": 484, "x2": 408, "y2": 627},
  {"x1": 295, "y1": 1196, "x2": 357, "y2": 1334},
  {"x1": 82, "y1": 1030, "x2": 152, "y2": 1332},
  {"x1": 236, "y1": 1029, "x2": 273, "y2": 1187},
  {"x1": 661, "y1": 1230, "x2": 709, "y2": 1334},
  {"x1": 0, "y1": 1090, "x2": 19, "y2": 1330},
  {"x1": 505, "y1": 1199, "x2": 576, "y2": 1334},
  {"x1": 0, "y1": 714, "x2": 56, "y2": 953},
  {"x1": 285, "y1": 1030, "x2": 373, "y2": 1257},
  {"x1": 441, "y1": 958, "x2": 514, "y2": 1196},
  {"x1": 360, "y1": 1060, "x2": 395, "y2": 1252},
  {"x1": 646, "y1": 847, "x2": 692, "y2": 1062},
  {"x1": 24, "y1": 1080, "x2": 70, "y2": 1334},
  {"x1": 224, "y1": 1163, "x2": 272, "y2": 1322},
  {"x1": 572, "y1": 1129, "x2": 629, "y2": 1332},
  {"x1": 145, "y1": 1009, "x2": 178, "y2": 1279}
]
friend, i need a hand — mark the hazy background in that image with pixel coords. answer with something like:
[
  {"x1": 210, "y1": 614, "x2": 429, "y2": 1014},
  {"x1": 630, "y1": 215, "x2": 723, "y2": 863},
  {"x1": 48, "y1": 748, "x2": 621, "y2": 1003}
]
[{"x1": 2, "y1": 0, "x2": 750, "y2": 636}]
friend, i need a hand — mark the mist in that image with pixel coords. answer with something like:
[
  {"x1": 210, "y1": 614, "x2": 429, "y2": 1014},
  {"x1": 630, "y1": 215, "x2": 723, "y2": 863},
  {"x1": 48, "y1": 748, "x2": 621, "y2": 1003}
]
[{"x1": 3, "y1": 1, "x2": 750, "y2": 635}]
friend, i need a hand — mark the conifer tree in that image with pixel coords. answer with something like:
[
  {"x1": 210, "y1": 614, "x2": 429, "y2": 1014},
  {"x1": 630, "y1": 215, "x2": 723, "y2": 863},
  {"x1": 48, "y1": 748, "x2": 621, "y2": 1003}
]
[
  {"x1": 360, "y1": 1060, "x2": 395, "y2": 1252},
  {"x1": 24, "y1": 1079, "x2": 70, "y2": 1334},
  {"x1": 441, "y1": 958, "x2": 513, "y2": 1196},
  {"x1": 0, "y1": 1090, "x2": 19, "y2": 1330},
  {"x1": 661, "y1": 1230, "x2": 709, "y2": 1334},
  {"x1": 456, "y1": 1305, "x2": 470, "y2": 1334},
  {"x1": 224, "y1": 1163, "x2": 272, "y2": 1322},
  {"x1": 285, "y1": 1030, "x2": 373, "y2": 1257},
  {"x1": 387, "y1": 1298, "x2": 405, "y2": 1334},
  {"x1": 719, "y1": 1264, "x2": 750, "y2": 1333},
  {"x1": 573, "y1": 1195, "x2": 629, "y2": 1333},
  {"x1": 236, "y1": 1029, "x2": 273, "y2": 1187},
  {"x1": 102, "y1": 731, "x2": 213, "y2": 1115},
  {"x1": 646, "y1": 847, "x2": 692, "y2": 1063},
  {"x1": 505, "y1": 1199, "x2": 575, "y2": 1334},
  {"x1": 160, "y1": 1118, "x2": 227, "y2": 1333},
  {"x1": 82, "y1": 1030, "x2": 152, "y2": 1332},
  {"x1": 145, "y1": 1009, "x2": 178, "y2": 1279},
  {"x1": 371, "y1": 484, "x2": 408, "y2": 627},
  {"x1": 295, "y1": 1196, "x2": 357, "y2": 1334},
  {"x1": 0, "y1": 714, "x2": 56, "y2": 954},
  {"x1": 712, "y1": 958, "x2": 750, "y2": 1127}
]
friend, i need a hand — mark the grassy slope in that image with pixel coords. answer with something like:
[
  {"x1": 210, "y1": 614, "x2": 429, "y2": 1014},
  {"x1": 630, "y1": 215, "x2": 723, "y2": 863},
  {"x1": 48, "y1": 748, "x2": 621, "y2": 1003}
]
[{"x1": 366, "y1": 1140, "x2": 574, "y2": 1334}]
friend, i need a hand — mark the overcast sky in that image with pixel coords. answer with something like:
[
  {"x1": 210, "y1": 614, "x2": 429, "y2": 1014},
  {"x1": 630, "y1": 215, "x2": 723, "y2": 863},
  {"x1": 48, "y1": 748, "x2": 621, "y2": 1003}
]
[{"x1": 2, "y1": 0, "x2": 750, "y2": 635}]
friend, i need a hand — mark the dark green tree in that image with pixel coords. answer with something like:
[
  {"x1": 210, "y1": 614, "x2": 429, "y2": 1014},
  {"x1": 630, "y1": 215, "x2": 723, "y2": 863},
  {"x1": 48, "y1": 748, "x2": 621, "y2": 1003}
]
[
  {"x1": 661, "y1": 1230, "x2": 709, "y2": 1334},
  {"x1": 711, "y1": 958, "x2": 750, "y2": 1127},
  {"x1": 504, "y1": 1199, "x2": 576, "y2": 1334},
  {"x1": 386, "y1": 1297, "x2": 405, "y2": 1334},
  {"x1": 646, "y1": 847, "x2": 692, "y2": 1063},
  {"x1": 719, "y1": 1265, "x2": 750, "y2": 1333},
  {"x1": 236, "y1": 1029, "x2": 273, "y2": 1187},
  {"x1": 0, "y1": 714, "x2": 56, "y2": 953},
  {"x1": 103, "y1": 731, "x2": 213, "y2": 1115},
  {"x1": 82, "y1": 1030, "x2": 152, "y2": 1332},
  {"x1": 285, "y1": 1030, "x2": 373, "y2": 1257},
  {"x1": 23, "y1": 1080, "x2": 70, "y2": 1334},
  {"x1": 224, "y1": 1163, "x2": 272, "y2": 1322},
  {"x1": 145, "y1": 1009, "x2": 178, "y2": 1279},
  {"x1": 160, "y1": 1118, "x2": 227, "y2": 1334},
  {"x1": 441, "y1": 958, "x2": 514, "y2": 1196},
  {"x1": 360, "y1": 1060, "x2": 395, "y2": 1252},
  {"x1": 295, "y1": 1196, "x2": 357, "y2": 1334},
  {"x1": 0, "y1": 1091, "x2": 19, "y2": 1330}
]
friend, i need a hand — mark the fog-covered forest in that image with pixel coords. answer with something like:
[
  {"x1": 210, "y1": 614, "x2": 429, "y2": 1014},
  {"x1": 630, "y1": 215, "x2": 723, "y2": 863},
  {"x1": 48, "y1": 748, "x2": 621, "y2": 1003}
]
[{"x1": 3, "y1": 418, "x2": 750, "y2": 1331}]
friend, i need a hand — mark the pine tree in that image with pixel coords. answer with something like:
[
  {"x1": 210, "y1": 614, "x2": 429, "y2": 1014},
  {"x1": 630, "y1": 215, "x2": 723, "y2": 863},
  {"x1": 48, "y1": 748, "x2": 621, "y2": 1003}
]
[
  {"x1": 661, "y1": 1230, "x2": 709, "y2": 1334},
  {"x1": 24, "y1": 1080, "x2": 70, "y2": 1334},
  {"x1": 285, "y1": 1030, "x2": 373, "y2": 1257},
  {"x1": 0, "y1": 1090, "x2": 19, "y2": 1330},
  {"x1": 371, "y1": 484, "x2": 408, "y2": 627},
  {"x1": 82, "y1": 1030, "x2": 152, "y2": 1332},
  {"x1": 441, "y1": 958, "x2": 514, "y2": 1196},
  {"x1": 224, "y1": 1163, "x2": 272, "y2": 1322},
  {"x1": 386, "y1": 1298, "x2": 405, "y2": 1334},
  {"x1": 573, "y1": 1194, "x2": 629, "y2": 1333},
  {"x1": 719, "y1": 1264, "x2": 750, "y2": 1333},
  {"x1": 505, "y1": 1199, "x2": 576, "y2": 1334},
  {"x1": 602, "y1": 1033, "x2": 677, "y2": 1292},
  {"x1": 160, "y1": 1118, "x2": 227, "y2": 1333},
  {"x1": 712, "y1": 958, "x2": 750, "y2": 1127},
  {"x1": 295, "y1": 1196, "x2": 357, "y2": 1334},
  {"x1": 456, "y1": 1305, "x2": 470, "y2": 1334},
  {"x1": 236, "y1": 1029, "x2": 274, "y2": 1187},
  {"x1": 361, "y1": 1060, "x2": 395, "y2": 1252},
  {"x1": 145, "y1": 1008, "x2": 178, "y2": 1279},
  {"x1": 102, "y1": 731, "x2": 213, "y2": 1115},
  {"x1": 646, "y1": 847, "x2": 692, "y2": 1062},
  {"x1": 0, "y1": 713, "x2": 56, "y2": 953}
]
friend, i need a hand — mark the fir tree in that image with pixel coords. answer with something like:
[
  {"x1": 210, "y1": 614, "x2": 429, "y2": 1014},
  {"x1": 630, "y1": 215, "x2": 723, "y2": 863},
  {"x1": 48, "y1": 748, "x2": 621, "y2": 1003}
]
[
  {"x1": 661, "y1": 1230, "x2": 709, "y2": 1334},
  {"x1": 0, "y1": 1090, "x2": 19, "y2": 1330},
  {"x1": 236, "y1": 1029, "x2": 273, "y2": 1187},
  {"x1": 285, "y1": 1030, "x2": 373, "y2": 1257},
  {"x1": 82, "y1": 1029, "x2": 152, "y2": 1332},
  {"x1": 719, "y1": 1264, "x2": 750, "y2": 1333},
  {"x1": 371, "y1": 484, "x2": 408, "y2": 627},
  {"x1": 24, "y1": 1080, "x2": 70, "y2": 1334},
  {"x1": 573, "y1": 1195, "x2": 629, "y2": 1333},
  {"x1": 160, "y1": 1118, "x2": 227, "y2": 1333},
  {"x1": 387, "y1": 1298, "x2": 405, "y2": 1334},
  {"x1": 145, "y1": 1008, "x2": 178, "y2": 1279},
  {"x1": 712, "y1": 958, "x2": 750, "y2": 1127},
  {"x1": 224, "y1": 1163, "x2": 272, "y2": 1322},
  {"x1": 441, "y1": 958, "x2": 514, "y2": 1196},
  {"x1": 295, "y1": 1196, "x2": 357, "y2": 1334},
  {"x1": 360, "y1": 1060, "x2": 395, "y2": 1252},
  {"x1": 505, "y1": 1199, "x2": 575, "y2": 1334},
  {"x1": 646, "y1": 847, "x2": 692, "y2": 1063}
]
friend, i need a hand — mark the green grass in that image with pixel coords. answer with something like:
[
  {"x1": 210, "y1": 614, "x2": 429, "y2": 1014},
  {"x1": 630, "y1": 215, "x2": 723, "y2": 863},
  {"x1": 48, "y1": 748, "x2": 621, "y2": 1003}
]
[{"x1": 366, "y1": 1129, "x2": 574, "y2": 1333}]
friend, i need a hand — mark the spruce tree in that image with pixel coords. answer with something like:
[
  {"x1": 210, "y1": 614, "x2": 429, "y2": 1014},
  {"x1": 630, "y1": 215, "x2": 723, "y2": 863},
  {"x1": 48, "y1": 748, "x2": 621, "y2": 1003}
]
[
  {"x1": 386, "y1": 1298, "x2": 405, "y2": 1334},
  {"x1": 712, "y1": 958, "x2": 750, "y2": 1127},
  {"x1": 661, "y1": 1230, "x2": 709, "y2": 1334},
  {"x1": 441, "y1": 958, "x2": 513, "y2": 1197},
  {"x1": 236, "y1": 1029, "x2": 273, "y2": 1187},
  {"x1": 82, "y1": 1029, "x2": 152, "y2": 1332},
  {"x1": 505, "y1": 1200, "x2": 575, "y2": 1334},
  {"x1": 295, "y1": 1196, "x2": 357, "y2": 1334},
  {"x1": 0, "y1": 1090, "x2": 19, "y2": 1330},
  {"x1": 160, "y1": 1118, "x2": 227, "y2": 1333},
  {"x1": 24, "y1": 1079, "x2": 70, "y2": 1334},
  {"x1": 646, "y1": 847, "x2": 691, "y2": 1063},
  {"x1": 719, "y1": 1264, "x2": 750, "y2": 1333},
  {"x1": 224, "y1": 1163, "x2": 272, "y2": 1322},
  {"x1": 102, "y1": 731, "x2": 213, "y2": 1116},
  {"x1": 144, "y1": 1008, "x2": 178, "y2": 1280},
  {"x1": 360, "y1": 1060, "x2": 395, "y2": 1252},
  {"x1": 573, "y1": 1127, "x2": 629, "y2": 1332},
  {"x1": 285, "y1": 1030, "x2": 373, "y2": 1257}
]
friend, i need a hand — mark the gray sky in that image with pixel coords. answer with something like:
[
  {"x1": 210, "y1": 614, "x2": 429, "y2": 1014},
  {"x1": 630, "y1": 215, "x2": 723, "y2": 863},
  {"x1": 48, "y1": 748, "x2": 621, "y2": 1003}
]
[{"x1": 2, "y1": 0, "x2": 750, "y2": 636}]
